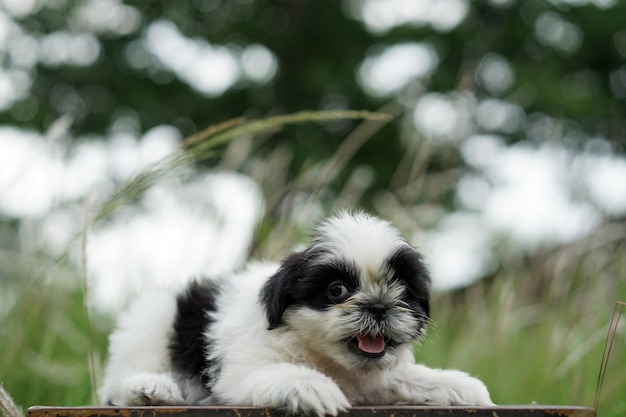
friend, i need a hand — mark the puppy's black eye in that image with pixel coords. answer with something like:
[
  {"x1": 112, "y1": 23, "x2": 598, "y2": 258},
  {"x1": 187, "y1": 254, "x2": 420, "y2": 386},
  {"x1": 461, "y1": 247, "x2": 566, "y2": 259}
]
[{"x1": 328, "y1": 283, "x2": 350, "y2": 301}]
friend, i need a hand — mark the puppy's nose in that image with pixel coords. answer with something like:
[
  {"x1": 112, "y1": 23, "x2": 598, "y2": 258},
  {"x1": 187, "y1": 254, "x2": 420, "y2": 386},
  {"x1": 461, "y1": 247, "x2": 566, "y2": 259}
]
[{"x1": 368, "y1": 303, "x2": 387, "y2": 320}]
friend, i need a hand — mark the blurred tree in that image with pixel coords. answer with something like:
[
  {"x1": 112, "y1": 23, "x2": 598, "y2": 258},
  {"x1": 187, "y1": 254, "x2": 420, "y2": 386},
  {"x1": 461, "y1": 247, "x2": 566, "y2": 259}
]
[
  {"x1": 2, "y1": 2, "x2": 626, "y2": 413},
  {"x1": 3, "y1": 0, "x2": 624, "y2": 195}
]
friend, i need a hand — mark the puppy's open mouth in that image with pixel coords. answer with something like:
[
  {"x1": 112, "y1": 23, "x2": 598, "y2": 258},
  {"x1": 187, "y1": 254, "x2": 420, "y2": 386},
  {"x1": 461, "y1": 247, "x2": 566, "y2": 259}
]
[{"x1": 349, "y1": 334, "x2": 389, "y2": 358}]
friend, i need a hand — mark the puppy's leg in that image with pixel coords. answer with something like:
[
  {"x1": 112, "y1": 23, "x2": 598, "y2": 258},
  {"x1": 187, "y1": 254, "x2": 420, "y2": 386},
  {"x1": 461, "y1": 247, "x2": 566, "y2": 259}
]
[
  {"x1": 215, "y1": 363, "x2": 350, "y2": 417},
  {"x1": 120, "y1": 372, "x2": 183, "y2": 406},
  {"x1": 99, "y1": 290, "x2": 184, "y2": 406},
  {"x1": 385, "y1": 363, "x2": 494, "y2": 406}
]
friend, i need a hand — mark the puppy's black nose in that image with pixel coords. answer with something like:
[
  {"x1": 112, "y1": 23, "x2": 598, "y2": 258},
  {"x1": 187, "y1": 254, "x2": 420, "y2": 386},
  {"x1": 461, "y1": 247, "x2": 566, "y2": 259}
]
[{"x1": 368, "y1": 303, "x2": 387, "y2": 320}]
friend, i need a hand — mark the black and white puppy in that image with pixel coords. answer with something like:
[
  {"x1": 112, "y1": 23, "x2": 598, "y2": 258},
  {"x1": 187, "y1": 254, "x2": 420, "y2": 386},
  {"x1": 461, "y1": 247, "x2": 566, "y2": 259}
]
[{"x1": 100, "y1": 211, "x2": 493, "y2": 415}]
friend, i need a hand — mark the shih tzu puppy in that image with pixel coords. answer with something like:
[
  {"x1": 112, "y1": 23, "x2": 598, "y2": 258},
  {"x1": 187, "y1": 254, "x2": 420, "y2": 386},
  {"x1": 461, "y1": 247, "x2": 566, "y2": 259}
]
[{"x1": 100, "y1": 211, "x2": 493, "y2": 415}]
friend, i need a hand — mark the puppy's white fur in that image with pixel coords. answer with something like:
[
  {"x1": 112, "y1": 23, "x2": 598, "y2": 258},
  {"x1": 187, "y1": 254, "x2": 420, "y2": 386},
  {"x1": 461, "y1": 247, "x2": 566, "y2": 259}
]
[{"x1": 100, "y1": 212, "x2": 493, "y2": 415}]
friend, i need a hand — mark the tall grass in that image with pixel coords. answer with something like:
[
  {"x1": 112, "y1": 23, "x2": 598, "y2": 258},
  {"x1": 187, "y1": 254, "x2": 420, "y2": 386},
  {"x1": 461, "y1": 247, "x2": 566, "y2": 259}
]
[
  {"x1": 0, "y1": 111, "x2": 624, "y2": 416},
  {"x1": 0, "y1": 267, "x2": 111, "y2": 407},
  {"x1": 421, "y1": 238, "x2": 626, "y2": 415}
]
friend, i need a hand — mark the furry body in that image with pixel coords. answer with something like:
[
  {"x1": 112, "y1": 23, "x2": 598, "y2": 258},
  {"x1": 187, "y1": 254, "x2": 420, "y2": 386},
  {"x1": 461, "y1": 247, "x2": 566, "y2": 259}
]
[{"x1": 100, "y1": 212, "x2": 493, "y2": 415}]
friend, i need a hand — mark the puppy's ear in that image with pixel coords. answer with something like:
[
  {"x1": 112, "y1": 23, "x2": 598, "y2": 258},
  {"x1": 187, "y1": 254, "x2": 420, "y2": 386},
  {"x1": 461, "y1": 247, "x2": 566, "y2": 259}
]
[
  {"x1": 260, "y1": 251, "x2": 308, "y2": 330},
  {"x1": 420, "y1": 291, "x2": 430, "y2": 320},
  {"x1": 388, "y1": 245, "x2": 431, "y2": 320},
  {"x1": 411, "y1": 265, "x2": 431, "y2": 321}
]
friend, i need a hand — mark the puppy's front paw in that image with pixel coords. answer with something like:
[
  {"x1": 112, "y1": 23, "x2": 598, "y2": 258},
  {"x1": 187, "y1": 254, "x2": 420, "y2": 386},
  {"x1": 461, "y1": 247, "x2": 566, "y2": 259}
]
[
  {"x1": 248, "y1": 366, "x2": 351, "y2": 416},
  {"x1": 421, "y1": 370, "x2": 493, "y2": 406},
  {"x1": 121, "y1": 373, "x2": 184, "y2": 405},
  {"x1": 439, "y1": 371, "x2": 494, "y2": 406},
  {"x1": 390, "y1": 366, "x2": 493, "y2": 406}
]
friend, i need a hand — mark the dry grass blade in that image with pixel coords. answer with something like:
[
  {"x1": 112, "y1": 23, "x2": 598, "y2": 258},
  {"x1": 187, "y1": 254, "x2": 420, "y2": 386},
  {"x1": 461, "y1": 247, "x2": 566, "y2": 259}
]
[
  {"x1": 185, "y1": 110, "x2": 393, "y2": 157},
  {"x1": 0, "y1": 384, "x2": 23, "y2": 417},
  {"x1": 182, "y1": 116, "x2": 246, "y2": 147},
  {"x1": 81, "y1": 194, "x2": 99, "y2": 404},
  {"x1": 93, "y1": 110, "x2": 392, "y2": 226},
  {"x1": 92, "y1": 153, "x2": 192, "y2": 224},
  {"x1": 314, "y1": 104, "x2": 400, "y2": 190},
  {"x1": 594, "y1": 301, "x2": 625, "y2": 411},
  {"x1": 296, "y1": 103, "x2": 400, "y2": 214}
]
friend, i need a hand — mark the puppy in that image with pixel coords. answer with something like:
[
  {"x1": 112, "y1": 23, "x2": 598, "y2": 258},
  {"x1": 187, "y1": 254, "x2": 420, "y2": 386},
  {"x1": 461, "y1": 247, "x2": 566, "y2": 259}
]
[{"x1": 99, "y1": 211, "x2": 493, "y2": 415}]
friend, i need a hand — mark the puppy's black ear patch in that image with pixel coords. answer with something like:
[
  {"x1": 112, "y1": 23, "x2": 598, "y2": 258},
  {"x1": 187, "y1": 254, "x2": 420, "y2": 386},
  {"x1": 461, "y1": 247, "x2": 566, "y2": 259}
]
[
  {"x1": 388, "y1": 245, "x2": 431, "y2": 319},
  {"x1": 260, "y1": 251, "x2": 308, "y2": 330}
]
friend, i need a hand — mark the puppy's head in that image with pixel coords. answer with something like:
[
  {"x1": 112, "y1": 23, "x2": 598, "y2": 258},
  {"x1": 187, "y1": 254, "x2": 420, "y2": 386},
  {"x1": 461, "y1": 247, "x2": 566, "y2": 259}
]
[{"x1": 260, "y1": 211, "x2": 430, "y2": 370}]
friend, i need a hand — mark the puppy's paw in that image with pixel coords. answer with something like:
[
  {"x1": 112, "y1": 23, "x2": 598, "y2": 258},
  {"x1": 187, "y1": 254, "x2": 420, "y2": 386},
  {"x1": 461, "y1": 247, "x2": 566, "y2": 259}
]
[
  {"x1": 121, "y1": 373, "x2": 184, "y2": 406},
  {"x1": 390, "y1": 366, "x2": 494, "y2": 406},
  {"x1": 420, "y1": 370, "x2": 493, "y2": 406},
  {"x1": 249, "y1": 366, "x2": 351, "y2": 416},
  {"x1": 287, "y1": 374, "x2": 351, "y2": 416},
  {"x1": 435, "y1": 371, "x2": 494, "y2": 406}
]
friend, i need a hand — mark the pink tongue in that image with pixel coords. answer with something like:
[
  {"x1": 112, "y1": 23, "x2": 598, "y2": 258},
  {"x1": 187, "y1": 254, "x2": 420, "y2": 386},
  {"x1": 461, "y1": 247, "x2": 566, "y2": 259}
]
[{"x1": 356, "y1": 335, "x2": 385, "y2": 354}]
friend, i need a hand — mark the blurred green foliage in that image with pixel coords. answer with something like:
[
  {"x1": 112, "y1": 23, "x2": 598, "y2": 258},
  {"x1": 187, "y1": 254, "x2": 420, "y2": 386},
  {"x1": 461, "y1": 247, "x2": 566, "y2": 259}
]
[
  {"x1": 1, "y1": 0, "x2": 625, "y2": 416},
  {"x1": 2, "y1": 222, "x2": 625, "y2": 413},
  {"x1": 4, "y1": 0, "x2": 626, "y2": 193}
]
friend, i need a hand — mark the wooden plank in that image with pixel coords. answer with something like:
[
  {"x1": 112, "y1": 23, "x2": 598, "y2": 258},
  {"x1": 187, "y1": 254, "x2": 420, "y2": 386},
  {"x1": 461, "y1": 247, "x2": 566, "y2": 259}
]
[{"x1": 26, "y1": 406, "x2": 596, "y2": 417}]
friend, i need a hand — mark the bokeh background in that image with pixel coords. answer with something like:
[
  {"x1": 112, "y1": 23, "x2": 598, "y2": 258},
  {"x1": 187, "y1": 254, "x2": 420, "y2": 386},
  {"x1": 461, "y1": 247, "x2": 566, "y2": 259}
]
[{"x1": 1, "y1": 0, "x2": 625, "y2": 415}]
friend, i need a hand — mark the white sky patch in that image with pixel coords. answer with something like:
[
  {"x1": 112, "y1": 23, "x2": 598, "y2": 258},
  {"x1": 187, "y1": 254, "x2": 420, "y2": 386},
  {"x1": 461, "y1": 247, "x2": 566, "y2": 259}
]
[
  {"x1": 107, "y1": 125, "x2": 181, "y2": 181},
  {"x1": 1, "y1": 124, "x2": 264, "y2": 312},
  {"x1": 357, "y1": 42, "x2": 438, "y2": 97},
  {"x1": 459, "y1": 134, "x2": 506, "y2": 169},
  {"x1": 86, "y1": 172, "x2": 264, "y2": 312},
  {"x1": 0, "y1": 127, "x2": 64, "y2": 218},
  {"x1": 0, "y1": 0, "x2": 40, "y2": 18},
  {"x1": 535, "y1": 12, "x2": 583, "y2": 53},
  {"x1": 0, "y1": 70, "x2": 28, "y2": 110},
  {"x1": 59, "y1": 139, "x2": 111, "y2": 201},
  {"x1": 241, "y1": 44, "x2": 279, "y2": 83},
  {"x1": 0, "y1": 10, "x2": 37, "y2": 73},
  {"x1": 0, "y1": 10, "x2": 20, "y2": 48},
  {"x1": 0, "y1": 125, "x2": 181, "y2": 219},
  {"x1": 346, "y1": 0, "x2": 469, "y2": 34},
  {"x1": 476, "y1": 98, "x2": 525, "y2": 134},
  {"x1": 475, "y1": 53, "x2": 516, "y2": 96},
  {"x1": 8, "y1": 32, "x2": 38, "y2": 68},
  {"x1": 547, "y1": 0, "x2": 617, "y2": 8},
  {"x1": 418, "y1": 212, "x2": 497, "y2": 291},
  {"x1": 0, "y1": 13, "x2": 34, "y2": 109},
  {"x1": 413, "y1": 92, "x2": 474, "y2": 142},
  {"x1": 143, "y1": 20, "x2": 278, "y2": 96},
  {"x1": 460, "y1": 137, "x2": 602, "y2": 248},
  {"x1": 69, "y1": 0, "x2": 142, "y2": 36},
  {"x1": 578, "y1": 154, "x2": 626, "y2": 216},
  {"x1": 145, "y1": 20, "x2": 241, "y2": 96},
  {"x1": 38, "y1": 31, "x2": 101, "y2": 67},
  {"x1": 423, "y1": 135, "x2": 626, "y2": 289}
]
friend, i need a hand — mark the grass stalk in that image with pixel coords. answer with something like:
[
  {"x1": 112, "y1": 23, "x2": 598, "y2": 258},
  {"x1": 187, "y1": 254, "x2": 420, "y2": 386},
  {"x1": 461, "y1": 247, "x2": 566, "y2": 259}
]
[
  {"x1": 93, "y1": 110, "x2": 392, "y2": 226},
  {"x1": 0, "y1": 384, "x2": 23, "y2": 417}
]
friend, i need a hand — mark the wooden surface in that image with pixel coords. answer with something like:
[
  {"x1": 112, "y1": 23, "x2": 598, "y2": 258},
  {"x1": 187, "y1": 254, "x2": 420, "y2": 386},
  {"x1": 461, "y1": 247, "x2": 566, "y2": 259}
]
[{"x1": 26, "y1": 406, "x2": 597, "y2": 417}]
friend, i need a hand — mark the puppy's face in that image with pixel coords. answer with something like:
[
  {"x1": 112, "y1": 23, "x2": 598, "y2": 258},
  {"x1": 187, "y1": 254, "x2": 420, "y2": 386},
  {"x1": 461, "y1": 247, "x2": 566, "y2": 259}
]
[{"x1": 261, "y1": 212, "x2": 430, "y2": 371}]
